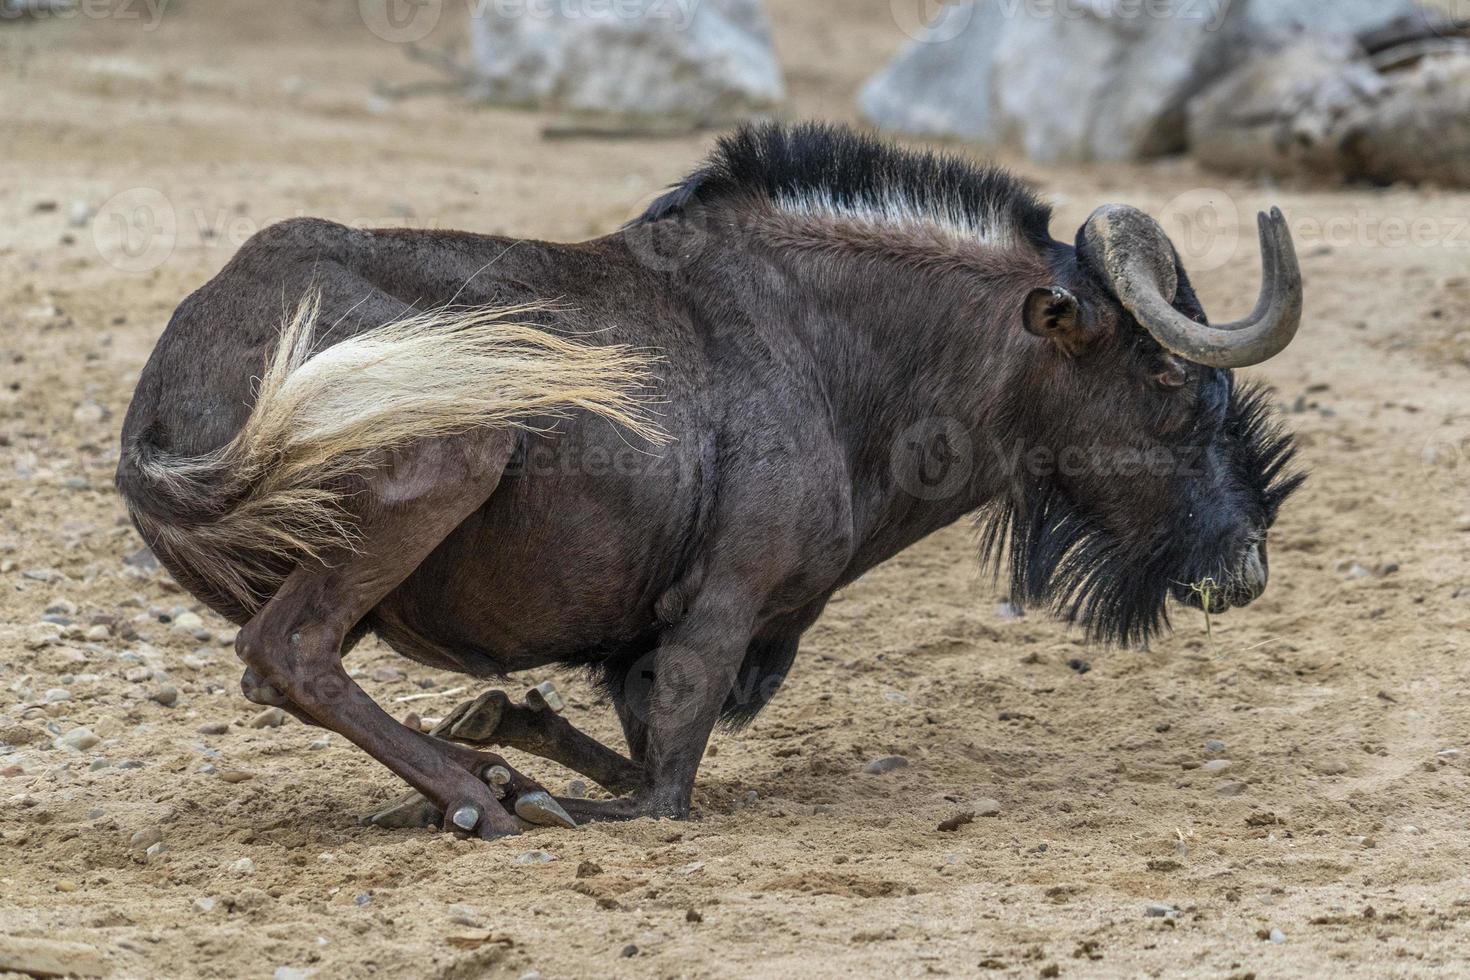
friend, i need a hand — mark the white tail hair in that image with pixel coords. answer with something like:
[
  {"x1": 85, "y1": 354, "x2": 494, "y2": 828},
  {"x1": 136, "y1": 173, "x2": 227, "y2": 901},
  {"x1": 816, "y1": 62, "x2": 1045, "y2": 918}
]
[{"x1": 124, "y1": 290, "x2": 664, "y2": 616}]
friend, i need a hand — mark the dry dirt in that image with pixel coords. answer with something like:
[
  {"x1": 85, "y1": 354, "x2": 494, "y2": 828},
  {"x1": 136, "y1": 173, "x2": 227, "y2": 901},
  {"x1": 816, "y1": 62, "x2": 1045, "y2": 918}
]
[{"x1": 3, "y1": 2, "x2": 1470, "y2": 978}]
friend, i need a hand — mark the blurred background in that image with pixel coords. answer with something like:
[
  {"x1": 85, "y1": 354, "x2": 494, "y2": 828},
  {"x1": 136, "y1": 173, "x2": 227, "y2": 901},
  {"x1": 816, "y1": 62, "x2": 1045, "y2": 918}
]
[{"x1": 2, "y1": 3, "x2": 1469, "y2": 979}]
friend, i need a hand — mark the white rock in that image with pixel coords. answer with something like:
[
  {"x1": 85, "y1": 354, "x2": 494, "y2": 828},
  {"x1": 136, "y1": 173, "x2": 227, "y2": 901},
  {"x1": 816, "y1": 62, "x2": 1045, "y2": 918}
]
[
  {"x1": 859, "y1": 1, "x2": 1007, "y2": 143},
  {"x1": 467, "y1": 0, "x2": 784, "y2": 121},
  {"x1": 859, "y1": 0, "x2": 1419, "y2": 162},
  {"x1": 58, "y1": 727, "x2": 100, "y2": 751},
  {"x1": 172, "y1": 611, "x2": 205, "y2": 632},
  {"x1": 231, "y1": 857, "x2": 256, "y2": 874}
]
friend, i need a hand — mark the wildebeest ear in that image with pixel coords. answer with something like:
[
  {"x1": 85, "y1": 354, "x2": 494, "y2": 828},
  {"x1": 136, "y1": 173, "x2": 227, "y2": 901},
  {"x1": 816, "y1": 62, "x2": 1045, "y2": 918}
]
[{"x1": 1022, "y1": 287, "x2": 1088, "y2": 355}]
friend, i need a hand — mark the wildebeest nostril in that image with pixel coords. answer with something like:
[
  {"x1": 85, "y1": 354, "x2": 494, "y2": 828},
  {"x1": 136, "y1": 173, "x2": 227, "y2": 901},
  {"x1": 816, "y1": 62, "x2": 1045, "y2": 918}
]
[{"x1": 1232, "y1": 541, "x2": 1269, "y2": 605}]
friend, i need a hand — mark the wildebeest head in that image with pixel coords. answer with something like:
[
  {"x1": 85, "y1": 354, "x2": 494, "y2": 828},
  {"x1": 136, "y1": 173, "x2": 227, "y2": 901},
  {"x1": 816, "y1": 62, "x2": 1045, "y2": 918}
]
[{"x1": 987, "y1": 205, "x2": 1305, "y2": 646}]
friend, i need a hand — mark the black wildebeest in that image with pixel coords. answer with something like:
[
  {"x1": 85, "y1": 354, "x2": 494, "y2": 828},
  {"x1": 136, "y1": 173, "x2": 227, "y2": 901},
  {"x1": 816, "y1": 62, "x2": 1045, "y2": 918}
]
[{"x1": 116, "y1": 123, "x2": 1304, "y2": 838}]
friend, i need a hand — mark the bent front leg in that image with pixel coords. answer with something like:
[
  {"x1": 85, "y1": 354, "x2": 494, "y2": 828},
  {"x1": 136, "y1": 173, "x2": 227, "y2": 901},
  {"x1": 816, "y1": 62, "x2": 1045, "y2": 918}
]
[
  {"x1": 556, "y1": 591, "x2": 756, "y2": 824},
  {"x1": 437, "y1": 686, "x2": 643, "y2": 796}
]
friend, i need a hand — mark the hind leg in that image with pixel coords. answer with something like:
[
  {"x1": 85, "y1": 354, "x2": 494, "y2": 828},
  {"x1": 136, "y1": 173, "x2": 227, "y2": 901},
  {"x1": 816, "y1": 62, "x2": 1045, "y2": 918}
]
[{"x1": 234, "y1": 432, "x2": 555, "y2": 839}]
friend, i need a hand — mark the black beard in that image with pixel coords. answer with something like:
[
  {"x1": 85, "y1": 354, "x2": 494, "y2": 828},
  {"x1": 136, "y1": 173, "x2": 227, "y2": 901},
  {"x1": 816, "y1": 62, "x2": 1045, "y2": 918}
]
[{"x1": 979, "y1": 383, "x2": 1305, "y2": 647}]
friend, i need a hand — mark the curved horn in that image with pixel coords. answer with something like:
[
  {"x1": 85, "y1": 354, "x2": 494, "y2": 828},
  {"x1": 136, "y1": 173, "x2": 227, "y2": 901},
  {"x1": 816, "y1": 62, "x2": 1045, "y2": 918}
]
[{"x1": 1079, "y1": 205, "x2": 1303, "y2": 369}]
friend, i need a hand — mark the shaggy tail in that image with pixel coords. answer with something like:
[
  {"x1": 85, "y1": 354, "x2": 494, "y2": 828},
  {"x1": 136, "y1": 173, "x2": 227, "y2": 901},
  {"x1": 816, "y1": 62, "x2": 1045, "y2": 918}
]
[{"x1": 118, "y1": 291, "x2": 664, "y2": 617}]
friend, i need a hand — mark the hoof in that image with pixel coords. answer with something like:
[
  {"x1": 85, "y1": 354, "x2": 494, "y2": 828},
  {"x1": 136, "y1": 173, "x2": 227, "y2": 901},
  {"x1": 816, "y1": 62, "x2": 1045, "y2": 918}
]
[
  {"x1": 514, "y1": 790, "x2": 578, "y2": 829},
  {"x1": 364, "y1": 790, "x2": 441, "y2": 829},
  {"x1": 439, "y1": 690, "x2": 509, "y2": 743}
]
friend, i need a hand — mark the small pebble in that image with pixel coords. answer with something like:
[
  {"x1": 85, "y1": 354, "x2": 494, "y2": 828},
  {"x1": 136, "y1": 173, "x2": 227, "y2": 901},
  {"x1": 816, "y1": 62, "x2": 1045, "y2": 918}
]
[
  {"x1": 130, "y1": 827, "x2": 163, "y2": 850},
  {"x1": 1401, "y1": 824, "x2": 1424, "y2": 835},
  {"x1": 1217, "y1": 781, "x2": 1249, "y2": 797},
  {"x1": 864, "y1": 755, "x2": 908, "y2": 775},
  {"x1": 1202, "y1": 759, "x2": 1233, "y2": 774},
  {"x1": 89, "y1": 758, "x2": 110, "y2": 771},
  {"x1": 194, "y1": 897, "x2": 216, "y2": 914},
  {"x1": 59, "y1": 728, "x2": 100, "y2": 751},
  {"x1": 231, "y1": 858, "x2": 256, "y2": 874},
  {"x1": 448, "y1": 904, "x2": 483, "y2": 927},
  {"x1": 1145, "y1": 903, "x2": 1178, "y2": 919},
  {"x1": 1454, "y1": 514, "x2": 1470, "y2": 533},
  {"x1": 564, "y1": 779, "x2": 588, "y2": 799},
  {"x1": 172, "y1": 612, "x2": 205, "y2": 632},
  {"x1": 249, "y1": 707, "x2": 287, "y2": 729},
  {"x1": 55, "y1": 879, "x2": 78, "y2": 893},
  {"x1": 44, "y1": 688, "x2": 71, "y2": 703},
  {"x1": 198, "y1": 722, "x2": 230, "y2": 735},
  {"x1": 1204, "y1": 739, "x2": 1226, "y2": 755},
  {"x1": 1268, "y1": 928, "x2": 1286, "y2": 944},
  {"x1": 370, "y1": 666, "x2": 405, "y2": 683},
  {"x1": 516, "y1": 850, "x2": 555, "y2": 864},
  {"x1": 218, "y1": 770, "x2": 254, "y2": 783},
  {"x1": 308, "y1": 737, "x2": 331, "y2": 750},
  {"x1": 150, "y1": 685, "x2": 179, "y2": 707},
  {"x1": 973, "y1": 798, "x2": 1002, "y2": 818},
  {"x1": 620, "y1": 944, "x2": 639, "y2": 958}
]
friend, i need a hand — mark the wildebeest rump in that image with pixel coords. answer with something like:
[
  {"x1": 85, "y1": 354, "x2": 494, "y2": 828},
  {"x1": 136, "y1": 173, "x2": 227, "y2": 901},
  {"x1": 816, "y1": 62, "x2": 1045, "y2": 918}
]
[{"x1": 115, "y1": 123, "x2": 1304, "y2": 836}]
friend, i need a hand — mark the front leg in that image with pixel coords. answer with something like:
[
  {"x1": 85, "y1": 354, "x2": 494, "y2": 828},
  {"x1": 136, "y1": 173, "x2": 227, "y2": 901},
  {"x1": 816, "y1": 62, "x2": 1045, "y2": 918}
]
[{"x1": 558, "y1": 591, "x2": 756, "y2": 823}]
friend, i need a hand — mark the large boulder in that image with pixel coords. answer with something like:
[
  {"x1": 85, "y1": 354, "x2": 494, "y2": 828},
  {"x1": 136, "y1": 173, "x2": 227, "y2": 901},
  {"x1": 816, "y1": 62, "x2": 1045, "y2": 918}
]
[
  {"x1": 990, "y1": 0, "x2": 1250, "y2": 163},
  {"x1": 1191, "y1": 37, "x2": 1470, "y2": 187},
  {"x1": 467, "y1": 0, "x2": 784, "y2": 122},
  {"x1": 1188, "y1": 36, "x2": 1384, "y2": 180},
  {"x1": 857, "y1": 0, "x2": 1426, "y2": 162},
  {"x1": 857, "y1": 1, "x2": 1008, "y2": 143},
  {"x1": 1244, "y1": 0, "x2": 1425, "y2": 41}
]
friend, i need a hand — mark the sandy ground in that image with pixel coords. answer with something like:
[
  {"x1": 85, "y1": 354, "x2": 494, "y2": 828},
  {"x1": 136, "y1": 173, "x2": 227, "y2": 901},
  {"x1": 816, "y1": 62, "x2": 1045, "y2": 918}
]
[{"x1": 2, "y1": 2, "x2": 1469, "y2": 978}]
